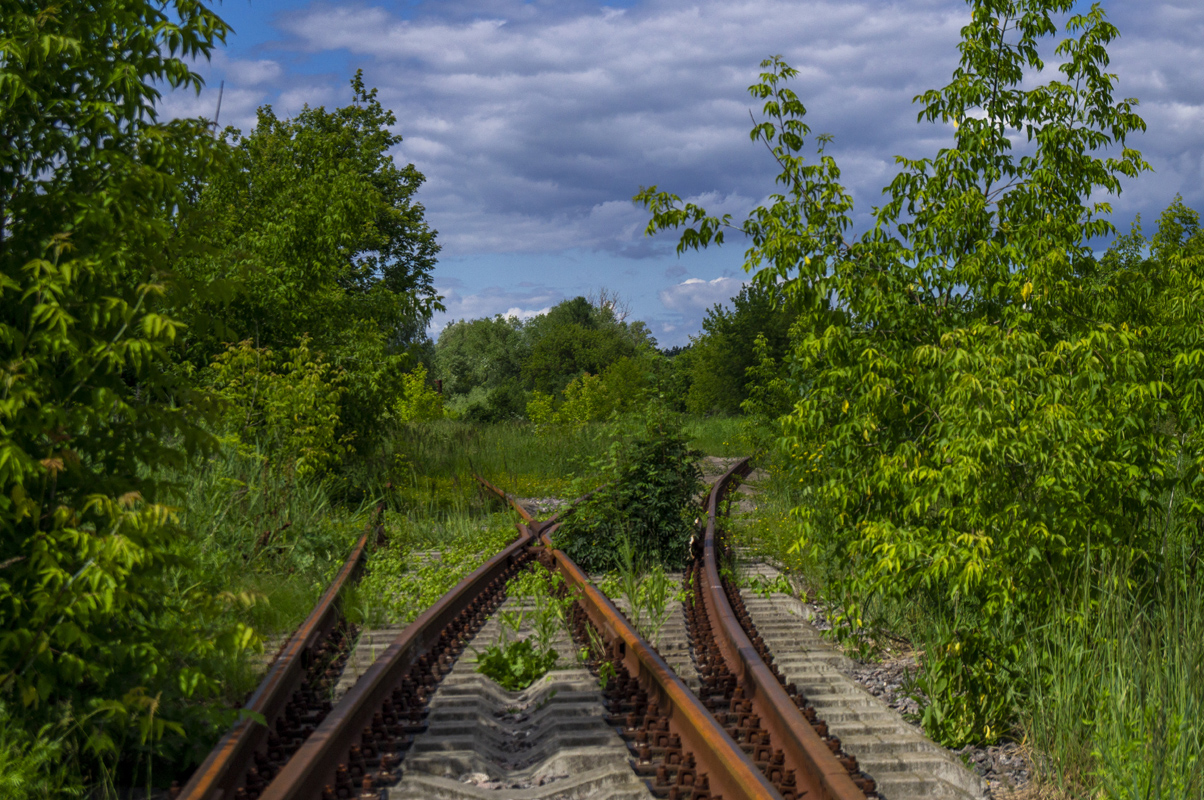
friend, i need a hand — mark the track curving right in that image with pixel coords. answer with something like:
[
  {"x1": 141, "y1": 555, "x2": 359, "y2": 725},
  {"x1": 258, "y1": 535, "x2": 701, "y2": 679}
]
[{"x1": 688, "y1": 458, "x2": 874, "y2": 800}]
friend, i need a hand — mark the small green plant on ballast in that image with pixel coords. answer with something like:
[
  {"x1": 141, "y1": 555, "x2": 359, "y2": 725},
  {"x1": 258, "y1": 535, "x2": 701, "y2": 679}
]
[
  {"x1": 475, "y1": 640, "x2": 559, "y2": 692},
  {"x1": 597, "y1": 532, "x2": 683, "y2": 648},
  {"x1": 476, "y1": 567, "x2": 571, "y2": 691}
]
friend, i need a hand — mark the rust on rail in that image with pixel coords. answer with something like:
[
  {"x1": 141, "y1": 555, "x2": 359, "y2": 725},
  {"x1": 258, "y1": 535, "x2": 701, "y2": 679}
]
[
  {"x1": 177, "y1": 504, "x2": 384, "y2": 800},
  {"x1": 257, "y1": 524, "x2": 535, "y2": 800},
  {"x1": 698, "y1": 459, "x2": 869, "y2": 800},
  {"x1": 478, "y1": 473, "x2": 783, "y2": 799},
  {"x1": 537, "y1": 521, "x2": 781, "y2": 800}
]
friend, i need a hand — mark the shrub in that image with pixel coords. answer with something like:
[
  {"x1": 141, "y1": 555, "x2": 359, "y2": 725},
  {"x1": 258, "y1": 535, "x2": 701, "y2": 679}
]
[
  {"x1": 394, "y1": 364, "x2": 444, "y2": 422},
  {"x1": 557, "y1": 405, "x2": 702, "y2": 572},
  {"x1": 205, "y1": 337, "x2": 349, "y2": 478}
]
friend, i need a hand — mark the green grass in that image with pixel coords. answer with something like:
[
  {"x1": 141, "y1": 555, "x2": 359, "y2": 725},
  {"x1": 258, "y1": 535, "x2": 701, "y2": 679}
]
[
  {"x1": 346, "y1": 504, "x2": 523, "y2": 628},
  {"x1": 168, "y1": 437, "x2": 373, "y2": 638},
  {"x1": 1018, "y1": 553, "x2": 1204, "y2": 799},
  {"x1": 382, "y1": 419, "x2": 611, "y2": 500},
  {"x1": 682, "y1": 415, "x2": 746, "y2": 457}
]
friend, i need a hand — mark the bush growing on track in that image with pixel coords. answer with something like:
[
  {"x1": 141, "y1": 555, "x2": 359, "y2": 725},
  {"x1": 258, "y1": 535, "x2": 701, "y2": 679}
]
[{"x1": 556, "y1": 404, "x2": 702, "y2": 572}]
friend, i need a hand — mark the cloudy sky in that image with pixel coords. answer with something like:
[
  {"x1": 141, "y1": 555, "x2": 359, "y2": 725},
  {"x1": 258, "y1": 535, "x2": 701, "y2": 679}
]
[{"x1": 166, "y1": 0, "x2": 1204, "y2": 346}]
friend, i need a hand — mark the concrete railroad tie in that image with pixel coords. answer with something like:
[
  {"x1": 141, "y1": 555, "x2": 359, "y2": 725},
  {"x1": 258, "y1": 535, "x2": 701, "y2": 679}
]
[
  {"x1": 391, "y1": 596, "x2": 654, "y2": 800},
  {"x1": 740, "y1": 563, "x2": 986, "y2": 800}
]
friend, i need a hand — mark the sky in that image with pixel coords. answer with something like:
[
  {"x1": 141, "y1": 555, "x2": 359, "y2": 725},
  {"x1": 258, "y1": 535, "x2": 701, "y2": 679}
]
[{"x1": 163, "y1": 0, "x2": 1204, "y2": 347}]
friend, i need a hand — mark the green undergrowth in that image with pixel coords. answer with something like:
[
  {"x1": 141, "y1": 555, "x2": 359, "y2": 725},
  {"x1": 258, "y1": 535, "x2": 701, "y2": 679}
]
[
  {"x1": 169, "y1": 438, "x2": 374, "y2": 639},
  {"x1": 1019, "y1": 553, "x2": 1204, "y2": 799},
  {"x1": 731, "y1": 451, "x2": 1204, "y2": 797},
  {"x1": 346, "y1": 508, "x2": 520, "y2": 627}
]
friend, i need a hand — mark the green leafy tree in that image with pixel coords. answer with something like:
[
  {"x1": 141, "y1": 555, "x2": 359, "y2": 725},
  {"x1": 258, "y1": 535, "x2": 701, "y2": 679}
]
[
  {"x1": 177, "y1": 71, "x2": 441, "y2": 443},
  {"x1": 394, "y1": 363, "x2": 445, "y2": 423},
  {"x1": 686, "y1": 282, "x2": 798, "y2": 415},
  {"x1": 1, "y1": 0, "x2": 255, "y2": 778},
  {"x1": 521, "y1": 296, "x2": 656, "y2": 395},
  {"x1": 639, "y1": 0, "x2": 1167, "y2": 746},
  {"x1": 434, "y1": 314, "x2": 529, "y2": 420}
]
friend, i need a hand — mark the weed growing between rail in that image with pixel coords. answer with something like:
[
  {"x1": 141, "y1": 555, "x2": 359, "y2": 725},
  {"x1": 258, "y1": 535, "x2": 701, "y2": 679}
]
[
  {"x1": 596, "y1": 557, "x2": 683, "y2": 650},
  {"x1": 557, "y1": 404, "x2": 702, "y2": 572},
  {"x1": 476, "y1": 568, "x2": 574, "y2": 690}
]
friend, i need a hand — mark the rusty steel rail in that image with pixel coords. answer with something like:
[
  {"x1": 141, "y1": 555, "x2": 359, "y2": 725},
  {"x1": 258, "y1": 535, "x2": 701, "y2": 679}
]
[
  {"x1": 697, "y1": 459, "x2": 869, "y2": 800},
  {"x1": 177, "y1": 504, "x2": 385, "y2": 800},
  {"x1": 477, "y1": 472, "x2": 779, "y2": 798},
  {"x1": 536, "y1": 521, "x2": 781, "y2": 800},
  {"x1": 257, "y1": 524, "x2": 535, "y2": 800},
  {"x1": 474, "y1": 474, "x2": 536, "y2": 525},
  {"x1": 474, "y1": 473, "x2": 596, "y2": 531}
]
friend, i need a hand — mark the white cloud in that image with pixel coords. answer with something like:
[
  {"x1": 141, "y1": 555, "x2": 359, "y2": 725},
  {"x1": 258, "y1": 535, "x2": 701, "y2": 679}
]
[
  {"x1": 279, "y1": 0, "x2": 970, "y2": 258},
  {"x1": 229, "y1": 59, "x2": 282, "y2": 86},
  {"x1": 431, "y1": 285, "x2": 564, "y2": 336},
  {"x1": 503, "y1": 305, "x2": 552, "y2": 321},
  {"x1": 162, "y1": 0, "x2": 1204, "y2": 345},
  {"x1": 659, "y1": 276, "x2": 749, "y2": 313}
]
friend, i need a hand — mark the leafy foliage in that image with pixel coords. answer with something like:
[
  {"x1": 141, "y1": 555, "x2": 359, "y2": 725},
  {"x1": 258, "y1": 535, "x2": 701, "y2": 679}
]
[
  {"x1": 434, "y1": 296, "x2": 659, "y2": 421},
  {"x1": 0, "y1": 701, "x2": 81, "y2": 798},
  {"x1": 476, "y1": 567, "x2": 571, "y2": 691},
  {"x1": 520, "y1": 298, "x2": 650, "y2": 396},
  {"x1": 394, "y1": 364, "x2": 445, "y2": 423},
  {"x1": 205, "y1": 338, "x2": 349, "y2": 479},
  {"x1": 527, "y1": 357, "x2": 652, "y2": 428},
  {"x1": 557, "y1": 405, "x2": 702, "y2": 572},
  {"x1": 435, "y1": 315, "x2": 528, "y2": 398},
  {"x1": 0, "y1": 0, "x2": 260, "y2": 781},
  {"x1": 681, "y1": 283, "x2": 799, "y2": 415},
  {"x1": 475, "y1": 640, "x2": 560, "y2": 692},
  {"x1": 638, "y1": 0, "x2": 1181, "y2": 746},
  {"x1": 176, "y1": 71, "x2": 441, "y2": 444}
]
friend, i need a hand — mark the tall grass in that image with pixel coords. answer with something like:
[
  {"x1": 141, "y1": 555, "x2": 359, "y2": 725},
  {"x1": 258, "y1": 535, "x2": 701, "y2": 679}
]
[
  {"x1": 167, "y1": 438, "x2": 373, "y2": 636},
  {"x1": 683, "y1": 415, "x2": 746, "y2": 457},
  {"x1": 376, "y1": 420, "x2": 610, "y2": 501},
  {"x1": 1019, "y1": 551, "x2": 1203, "y2": 799}
]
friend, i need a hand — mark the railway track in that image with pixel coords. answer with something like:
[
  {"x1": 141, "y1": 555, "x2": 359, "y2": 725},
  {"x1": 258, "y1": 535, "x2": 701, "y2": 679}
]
[
  {"x1": 177, "y1": 464, "x2": 979, "y2": 800},
  {"x1": 175, "y1": 504, "x2": 385, "y2": 800}
]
